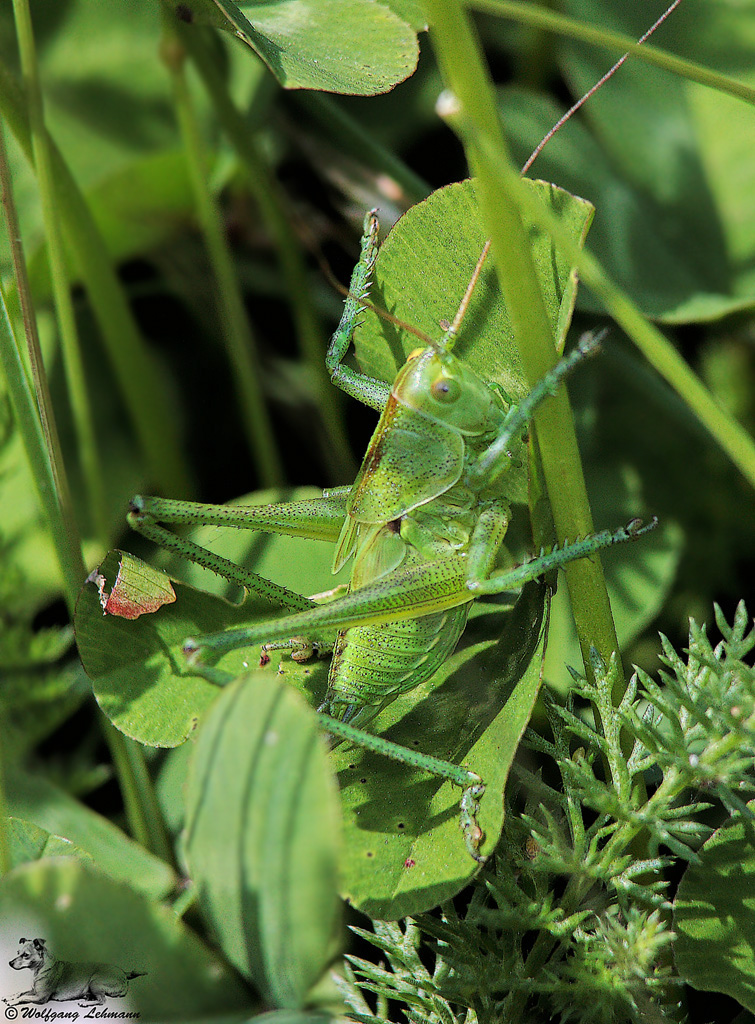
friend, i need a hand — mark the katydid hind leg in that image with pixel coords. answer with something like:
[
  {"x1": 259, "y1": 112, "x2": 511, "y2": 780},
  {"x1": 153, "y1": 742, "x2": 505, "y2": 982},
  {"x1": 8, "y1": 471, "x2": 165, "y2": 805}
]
[
  {"x1": 468, "y1": 517, "x2": 659, "y2": 597},
  {"x1": 183, "y1": 516, "x2": 657, "y2": 661},
  {"x1": 127, "y1": 491, "x2": 349, "y2": 612},
  {"x1": 318, "y1": 712, "x2": 488, "y2": 862}
]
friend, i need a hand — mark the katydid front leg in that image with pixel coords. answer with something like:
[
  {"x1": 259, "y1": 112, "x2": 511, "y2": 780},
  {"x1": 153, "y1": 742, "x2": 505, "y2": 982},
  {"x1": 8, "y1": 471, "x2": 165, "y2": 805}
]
[
  {"x1": 467, "y1": 330, "x2": 603, "y2": 491},
  {"x1": 326, "y1": 209, "x2": 391, "y2": 412}
]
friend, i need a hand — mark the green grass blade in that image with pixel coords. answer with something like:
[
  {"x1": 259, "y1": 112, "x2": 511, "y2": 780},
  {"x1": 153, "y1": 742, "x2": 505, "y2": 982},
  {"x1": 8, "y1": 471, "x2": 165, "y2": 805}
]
[
  {"x1": 12, "y1": 0, "x2": 109, "y2": 545},
  {"x1": 424, "y1": 0, "x2": 623, "y2": 686},
  {"x1": 0, "y1": 280, "x2": 84, "y2": 612},
  {"x1": 165, "y1": 28, "x2": 284, "y2": 487},
  {"x1": 180, "y1": 24, "x2": 356, "y2": 481},
  {"x1": 470, "y1": 0, "x2": 755, "y2": 108},
  {"x1": 0, "y1": 61, "x2": 192, "y2": 497}
]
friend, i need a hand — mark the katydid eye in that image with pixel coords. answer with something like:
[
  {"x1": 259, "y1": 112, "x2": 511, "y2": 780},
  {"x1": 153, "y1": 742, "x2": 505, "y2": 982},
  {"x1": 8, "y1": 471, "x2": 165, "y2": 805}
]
[{"x1": 431, "y1": 377, "x2": 460, "y2": 402}]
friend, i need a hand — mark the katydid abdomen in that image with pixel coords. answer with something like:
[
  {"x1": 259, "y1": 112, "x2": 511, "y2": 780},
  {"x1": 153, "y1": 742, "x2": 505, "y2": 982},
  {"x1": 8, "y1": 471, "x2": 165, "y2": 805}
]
[{"x1": 320, "y1": 601, "x2": 469, "y2": 730}]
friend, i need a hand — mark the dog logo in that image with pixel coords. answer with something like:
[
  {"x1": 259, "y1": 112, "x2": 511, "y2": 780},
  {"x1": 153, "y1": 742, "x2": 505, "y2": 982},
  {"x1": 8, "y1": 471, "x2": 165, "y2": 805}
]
[{"x1": 3, "y1": 938, "x2": 146, "y2": 1007}]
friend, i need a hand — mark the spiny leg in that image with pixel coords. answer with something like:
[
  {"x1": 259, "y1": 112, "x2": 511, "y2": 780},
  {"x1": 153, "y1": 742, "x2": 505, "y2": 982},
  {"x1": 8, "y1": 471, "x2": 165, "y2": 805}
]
[
  {"x1": 319, "y1": 713, "x2": 486, "y2": 862},
  {"x1": 180, "y1": 518, "x2": 656, "y2": 863},
  {"x1": 128, "y1": 491, "x2": 348, "y2": 612},
  {"x1": 470, "y1": 330, "x2": 604, "y2": 488},
  {"x1": 467, "y1": 517, "x2": 659, "y2": 596},
  {"x1": 326, "y1": 210, "x2": 392, "y2": 412},
  {"x1": 182, "y1": 518, "x2": 657, "y2": 661}
]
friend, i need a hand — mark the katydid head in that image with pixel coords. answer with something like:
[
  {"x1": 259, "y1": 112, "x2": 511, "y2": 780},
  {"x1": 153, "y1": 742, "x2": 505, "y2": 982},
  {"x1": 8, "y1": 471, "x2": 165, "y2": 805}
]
[{"x1": 392, "y1": 346, "x2": 501, "y2": 435}]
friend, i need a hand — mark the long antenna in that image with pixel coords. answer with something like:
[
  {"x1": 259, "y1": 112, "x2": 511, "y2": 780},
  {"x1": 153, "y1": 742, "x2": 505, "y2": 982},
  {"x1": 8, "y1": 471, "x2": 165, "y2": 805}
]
[
  {"x1": 521, "y1": 0, "x2": 684, "y2": 176},
  {"x1": 346, "y1": 1, "x2": 683, "y2": 347},
  {"x1": 440, "y1": 238, "x2": 492, "y2": 352},
  {"x1": 447, "y1": 0, "x2": 684, "y2": 339}
]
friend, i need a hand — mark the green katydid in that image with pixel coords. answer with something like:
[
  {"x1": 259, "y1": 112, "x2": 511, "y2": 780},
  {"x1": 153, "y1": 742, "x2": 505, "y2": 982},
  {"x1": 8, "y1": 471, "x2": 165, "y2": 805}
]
[{"x1": 127, "y1": 206, "x2": 657, "y2": 861}]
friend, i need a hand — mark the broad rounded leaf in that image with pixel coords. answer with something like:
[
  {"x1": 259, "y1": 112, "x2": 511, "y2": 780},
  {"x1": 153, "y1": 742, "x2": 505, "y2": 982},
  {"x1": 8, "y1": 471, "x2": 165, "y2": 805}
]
[
  {"x1": 164, "y1": 0, "x2": 419, "y2": 94},
  {"x1": 75, "y1": 489, "x2": 349, "y2": 747},
  {"x1": 674, "y1": 811, "x2": 755, "y2": 1012},
  {"x1": 335, "y1": 582, "x2": 548, "y2": 919},
  {"x1": 184, "y1": 675, "x2": 342, "y2": 1009},
  {"x1": 353, "y1": 178, "x2": 594, "y2": 406},
  {"x1": 75, "y1": 550, "x2": 244, "y2": 747}
]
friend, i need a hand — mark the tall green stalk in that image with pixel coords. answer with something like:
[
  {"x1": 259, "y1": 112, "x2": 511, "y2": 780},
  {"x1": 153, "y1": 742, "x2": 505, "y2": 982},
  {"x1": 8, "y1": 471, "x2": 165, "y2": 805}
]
[
  {"x1": 12, "y1": 0, "x2": 108, "y2": 545},
  {"x1": 423, "y1": 0, "x2": 623, "y2": 686},
  {"x1": 506, "y1": 180, "x2": 755, "y2": 493},
  {"x1": 179, "y1": 24, "x2": 357, "y2": 483},
  {"x1": 163, "y1": 27, "x2": 284, "y2": 487},
  {"x1": 102, "y1": 720, "x2": 175, "y2": 868},
  {"x1": 0, "y1": 281, "x2": 84, "y2": 611},
  {"x1": 0, "y1": 61, "x2": 192, "y2": 498},
  {"x1": 0, "y1": 122, "x2": 85, "y2": 613}
]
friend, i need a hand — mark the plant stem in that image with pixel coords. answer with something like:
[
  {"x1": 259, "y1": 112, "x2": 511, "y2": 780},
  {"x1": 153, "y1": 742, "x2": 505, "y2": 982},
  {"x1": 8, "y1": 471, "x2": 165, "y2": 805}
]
[
  {"x1": 102, "y1": 720, "x2": 176, "y2": 868},
  {"x1": 0, "y1": 281, "x2": 84, "y2": 611},
  {"x1": 423, "y1": 0, "x2": 622, "y2": 686},
  {"x1": 0, "y1": 122, "x2": 85, "y2": 613},
  {"x1": 163, "y1": 26, "x2": 284, "y2": 487},
  {"x1": 179, "y1": 24, "x2": 357, "y2": 482},
  {"x1": 471, "y1": 0, "x2": 755, "y2": 108},
  {"x1": 0, "y1": 61, "x2": 192, "y2": 498},
  {"x1": 12, "y1": 0, "x2": 109, "y2": 546},
  {"x1": 506, "y1": 167, "x2": 755, "y2": 495}
]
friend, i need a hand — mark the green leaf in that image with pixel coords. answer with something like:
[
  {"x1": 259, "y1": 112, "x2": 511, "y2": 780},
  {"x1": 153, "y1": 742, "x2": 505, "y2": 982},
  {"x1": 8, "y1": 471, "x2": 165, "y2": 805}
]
[
  {"x1": 184, "y1": 675, "x2": 342, "y2": 1010},
  {"x1": 674, "y1": 811, "x2": 755, "y2": 1012},
  {"x1": 4, "y1": 768, "x2": 176, "y2": 901},
  {"x1": 77, "y1": 528, "x2": 547, "y2": 920},
  {"x1": 497, "y1": 0, "x2": 755, "y2": 324},
  {"x1": 500, "y1": 86, "x2": 743, "y2": 324},
  {"x1": 353, "y1": 177, "x2": 593, "y2": 405},
  {"x1": 3, "y1": 817, "x2": 92, "y2": 868},
  {"x1": 164, "y1": 0, "x2": 419, "y2": 94},
  {"x1": 335, "y1": 582, "x2": 547, "y2": 919},
  {"x1": 0, "y1": 859, "x2": 252, "y2": 1018},
  {"x1": 543, "y1": 356, "x2": 684, "y2": 686},
  {"x1": 75, "y1": 550, "x2": 241, "y2": 747},
  {"x1": 75, "y1": 490, "x2": 349, "y2": 747},
  {"x1": 0, "y1": 657, "x2": 88, "y2": 762}
]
